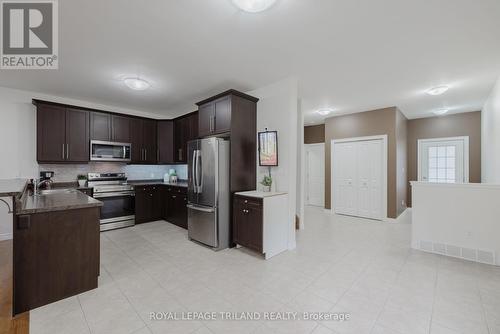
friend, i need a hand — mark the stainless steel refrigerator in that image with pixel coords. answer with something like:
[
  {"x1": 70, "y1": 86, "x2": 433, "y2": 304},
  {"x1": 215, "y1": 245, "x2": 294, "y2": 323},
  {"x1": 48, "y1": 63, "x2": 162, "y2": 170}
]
[{"x1": 187, "y1": 137, "x2": 230, "y2": 250}]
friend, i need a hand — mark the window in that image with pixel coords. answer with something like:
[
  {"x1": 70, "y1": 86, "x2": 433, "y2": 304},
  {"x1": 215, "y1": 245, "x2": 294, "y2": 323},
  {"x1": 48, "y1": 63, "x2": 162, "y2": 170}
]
[{"x1": 418, "y1": 137, "x2": 469, "y2": 184}]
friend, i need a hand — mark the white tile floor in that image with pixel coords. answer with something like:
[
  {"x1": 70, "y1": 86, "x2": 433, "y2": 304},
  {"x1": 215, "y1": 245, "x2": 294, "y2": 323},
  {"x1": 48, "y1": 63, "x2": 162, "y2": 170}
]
[{"x1": 30, "y1": 206, "x2": 500, "y2": 334}]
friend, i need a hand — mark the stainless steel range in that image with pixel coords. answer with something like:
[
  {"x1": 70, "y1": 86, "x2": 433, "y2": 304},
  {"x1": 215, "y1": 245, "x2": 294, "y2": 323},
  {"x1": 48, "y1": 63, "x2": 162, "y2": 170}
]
[{"x1": 88, "y1": 173, "x2": 135, "y2": 231}]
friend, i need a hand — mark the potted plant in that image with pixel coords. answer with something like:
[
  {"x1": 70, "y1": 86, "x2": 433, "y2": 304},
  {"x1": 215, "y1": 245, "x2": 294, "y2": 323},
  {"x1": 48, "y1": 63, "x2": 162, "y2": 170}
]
[
  {"x1": 260, "y1": 175, "x2": 272, "y2": 192},
  {"x1": 77, "y1": 174, "x2": 87, "y2": 187}
]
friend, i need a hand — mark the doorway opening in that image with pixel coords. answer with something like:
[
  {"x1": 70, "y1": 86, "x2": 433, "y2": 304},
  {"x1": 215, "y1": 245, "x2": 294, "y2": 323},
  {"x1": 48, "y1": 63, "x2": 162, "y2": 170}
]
[{"x1": 305, "y1": 143, "x2": 325, "y2": 207}]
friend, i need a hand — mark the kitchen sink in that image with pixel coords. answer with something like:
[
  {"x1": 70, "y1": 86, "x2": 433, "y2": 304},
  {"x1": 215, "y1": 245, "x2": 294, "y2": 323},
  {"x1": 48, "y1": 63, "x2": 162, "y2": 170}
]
[{"x1": 36, "y1": 189, "x2": 76, "y2": 195}]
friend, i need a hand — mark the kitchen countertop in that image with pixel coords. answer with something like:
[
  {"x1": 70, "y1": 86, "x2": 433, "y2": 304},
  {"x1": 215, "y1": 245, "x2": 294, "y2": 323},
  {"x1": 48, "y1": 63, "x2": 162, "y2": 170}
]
[
  {"x1": 127, "y1": 179, "x2": 188, "y2": 188},
  {"x1": 235, "y1": 191, "x2": 288, "y2": 198},
  {"x1": 0, "y1": 179, "x2": 28, "y2": 197},
  {"x1": 18, "y1": 190, "x2": 103, "y2": 215}
]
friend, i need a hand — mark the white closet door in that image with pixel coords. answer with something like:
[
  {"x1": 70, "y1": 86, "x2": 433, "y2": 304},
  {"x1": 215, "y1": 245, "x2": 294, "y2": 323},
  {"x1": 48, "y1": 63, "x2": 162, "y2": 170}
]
[
  {"x1": 333, "y1": 141, "x2": 357, "y2": 216},
  {"x1": 333, "y1": 139, "x2": 383, "y2": 220}
]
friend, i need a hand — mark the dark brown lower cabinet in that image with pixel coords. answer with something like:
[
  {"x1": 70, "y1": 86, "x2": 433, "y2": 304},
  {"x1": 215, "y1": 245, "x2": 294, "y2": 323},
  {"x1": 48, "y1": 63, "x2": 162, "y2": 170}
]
[
  {"x1": 14, "y1": 207, "x2": 100, "y2": 315},
  {"x1": 163, "y1": 186, "x2": 188, "y2": 229},
  {"x1": 135, "y1": 185, "x2": 162, "y2": 224},
  {"x1": 233, "y1": 195, "x2": 263, "y2": 253}
]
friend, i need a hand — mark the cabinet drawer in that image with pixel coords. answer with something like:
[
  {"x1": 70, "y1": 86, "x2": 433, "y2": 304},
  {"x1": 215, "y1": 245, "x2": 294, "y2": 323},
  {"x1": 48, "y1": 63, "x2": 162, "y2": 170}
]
[
  {"x1": 165, "y1": 186, "x2": 187, "y2": 194},
  {"x1": 235, "y1": 195, "x2": 262, "y2": 208}
]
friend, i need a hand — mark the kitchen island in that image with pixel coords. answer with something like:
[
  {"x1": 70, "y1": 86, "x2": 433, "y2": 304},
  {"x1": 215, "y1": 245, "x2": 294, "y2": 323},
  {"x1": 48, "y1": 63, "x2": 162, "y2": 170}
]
[{"x1": 0, "y1": 180, "x2": 103, "y2": 315}]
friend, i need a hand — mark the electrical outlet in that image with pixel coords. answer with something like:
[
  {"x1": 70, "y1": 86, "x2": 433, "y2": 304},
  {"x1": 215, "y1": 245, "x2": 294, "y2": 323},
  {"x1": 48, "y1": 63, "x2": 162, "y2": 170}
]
[{"x1": 401, "y1": 200, "x2": 405, "y2": 207}]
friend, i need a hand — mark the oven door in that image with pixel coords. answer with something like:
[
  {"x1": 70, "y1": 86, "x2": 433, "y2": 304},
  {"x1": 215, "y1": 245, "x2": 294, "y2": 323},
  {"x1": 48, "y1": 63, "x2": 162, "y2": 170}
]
[
  {"x1": 93, "y1": 191, "x2": 135, "y2": 231},
  {"x1": 90, "y1": 140, "x2": 131, "y2": 162}
]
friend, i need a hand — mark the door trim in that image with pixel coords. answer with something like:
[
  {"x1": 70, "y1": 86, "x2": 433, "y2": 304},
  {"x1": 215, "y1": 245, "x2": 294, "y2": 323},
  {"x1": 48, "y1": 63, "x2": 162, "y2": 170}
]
[
  {"x1": 330, "y1": 135, "x2": 388, "y2": 220},
  {"x1": 417, "y1": 136, "x2": 469, "y2": 183},
  {"x1": 304, "y1": 143, "x2": 325, "y2": 207}
]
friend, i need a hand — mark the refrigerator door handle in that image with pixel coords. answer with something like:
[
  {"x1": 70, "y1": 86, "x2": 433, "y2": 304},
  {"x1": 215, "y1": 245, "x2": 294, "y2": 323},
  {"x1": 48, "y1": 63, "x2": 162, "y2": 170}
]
[
  {"x1": 187, "y1": 204, "x2": 215, "y2": 213},
  {"x1": 192, "y1": 150, "x2": 198, "y2": 194},
  {"x1": 196, "y1": 150, "x2": 203, "y2": 193}
]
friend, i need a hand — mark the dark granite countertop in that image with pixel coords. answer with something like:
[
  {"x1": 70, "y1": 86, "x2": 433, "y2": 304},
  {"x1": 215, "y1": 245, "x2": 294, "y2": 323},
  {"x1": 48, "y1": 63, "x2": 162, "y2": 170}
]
[
  {"x1": 127, "y1": 179, "x2": 188, "y2": 188},
  {"x1": 18, "y1": 190, "x2": 102, "y2": 215},
  {"x1": 0, "y1": 179, "x2": 28, "y2": 197}
]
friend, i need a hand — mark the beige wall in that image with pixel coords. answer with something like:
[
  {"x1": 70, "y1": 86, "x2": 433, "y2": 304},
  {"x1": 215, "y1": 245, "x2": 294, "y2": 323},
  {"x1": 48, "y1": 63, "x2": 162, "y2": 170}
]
[
  {"x1": 304, "y1": 124, "x2": 325, "y2": 144},
  {"x1": 396, "y1": 109, "x2": 408, "y2": 216},
  {"x1": 407, "y1": 111, "x2": 481, "y2": 206},
  {"x1": 325, "y1": 107, "x2": 407, "y2": 219}
]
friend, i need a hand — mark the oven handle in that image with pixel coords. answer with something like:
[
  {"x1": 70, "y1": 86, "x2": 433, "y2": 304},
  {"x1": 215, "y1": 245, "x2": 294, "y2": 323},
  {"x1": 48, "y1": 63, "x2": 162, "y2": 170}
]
[{"x1": 93, "y1": 192, "x2": 135, "y2": 199}]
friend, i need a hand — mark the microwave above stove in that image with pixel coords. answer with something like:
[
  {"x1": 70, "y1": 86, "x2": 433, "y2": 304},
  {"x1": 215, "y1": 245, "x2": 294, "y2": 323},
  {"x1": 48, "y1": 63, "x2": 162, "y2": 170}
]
[{"x1": 90, "y1": 140, "x2": 131, "y2": 162}]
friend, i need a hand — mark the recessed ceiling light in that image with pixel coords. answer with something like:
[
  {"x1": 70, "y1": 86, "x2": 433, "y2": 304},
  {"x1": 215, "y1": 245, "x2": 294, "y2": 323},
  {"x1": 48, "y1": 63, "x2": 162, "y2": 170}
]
[
  {"x1": 231, "y1": 0, "x2": 277, "y2": 13},
  {"x1": 123, "y1": 77, "x2": 150, "y2": 91},
  {"x1": 433, "y1": 108, "x2": 449, "y2": 116},
  {"x1": 426, "y1": 85, "x2": 450, "y2": 96},
  {"x1": 316, "y1": 108, "x2": 334, "y2": 116}
]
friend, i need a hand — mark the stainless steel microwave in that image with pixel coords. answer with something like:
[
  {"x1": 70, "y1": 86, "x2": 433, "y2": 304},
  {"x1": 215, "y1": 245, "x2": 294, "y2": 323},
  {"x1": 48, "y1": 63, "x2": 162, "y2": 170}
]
[{"x1": 90, "y1": 140, "x2": 131, "y2": 162}]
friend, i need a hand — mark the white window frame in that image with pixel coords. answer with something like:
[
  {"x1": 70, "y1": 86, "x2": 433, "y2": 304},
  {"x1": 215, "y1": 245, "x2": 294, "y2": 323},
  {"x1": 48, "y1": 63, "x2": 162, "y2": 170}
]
[{"x1": 417, "y1": 136, "x2": 469, "y2": 183}]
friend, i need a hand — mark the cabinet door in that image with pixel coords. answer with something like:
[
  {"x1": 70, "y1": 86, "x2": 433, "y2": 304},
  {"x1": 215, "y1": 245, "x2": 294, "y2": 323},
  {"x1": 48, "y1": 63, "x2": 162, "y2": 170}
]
[
  {"x1": 111, "y1": 115, "x2": 131, "y2": 143},
  {"x1": 151, "y1": 186, "x2": 163, "y2": 220},
  {"x1": 198, "y1": 103, "x2": 214, "y2": 137},
  {"x1": 37, "y1": 104, "x2": 67, "y2": 162},
  {"x1": 174, "y1": 117, "x2": 187, "y2": 163},
  {"x1": 233, "y1": 198, "x2": 247, "y2": 246},
  {"x1": 142, "y1": 119, "x2": 157, "y2": 164},
  {"x1": 165, "y1": 192, "x2": 176, "y2": 224},
  {"x1": 245, "y1": 203, "x2": 263, "y2": 252},
  {"x1": 175, "y1": 195, "x2": 188, "y2": 229},
  {"x1": 214, "y1": 96, "x2": 231, "y2": 134},
  {"x1": 129, "y1": 118, "x2": 143, "y2": 164},
  {"x1": 135, "y1": 187, "x2": 151, "y2": 224},
  {"x1": 90, "y1": 112, "x2": 111, "y2": 141},
  {"x1": 66, "y1": 108, "x2": 90, "y2": 162},
  {"x1": 157, "y1": 121, "x2": 174, "y2": 164},
  {"x1": 188, "y1": 112, "x2": 199, "y2": 141}
]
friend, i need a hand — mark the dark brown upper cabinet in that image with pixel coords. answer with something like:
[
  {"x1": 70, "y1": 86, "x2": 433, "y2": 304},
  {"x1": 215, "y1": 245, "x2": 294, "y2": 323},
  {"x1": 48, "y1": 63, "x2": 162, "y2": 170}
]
[
  {"x1": 196, "y1": 90, "x2": 259, "y2": 193},
  {"x1": 157, "y1": 120, "x2": 174, "y2": 164},
  {"x1": 90, "y1": 112, "x2": 111, "y2": 141},
  {"x1": 129, "y1": 118, "x2": 157, "y2": 164},
  {"x1": 174, "y1": 112, "x2": 198, "y2": 163},
  {"x1": 66, "y1": 108, "x2": 90, "y2": 162},
  {"x1": 142, "y1": 119, "x2": 157, "y2": 164},
  {"x1": 111, "y1": 115, "x2": 131, "y2": 143},
  {"x1": 196, "y1": 90, "x2": 257, "y2": 138},
  {"x1": 36, "y1": 102, "x2": 89, "y2": 163}
]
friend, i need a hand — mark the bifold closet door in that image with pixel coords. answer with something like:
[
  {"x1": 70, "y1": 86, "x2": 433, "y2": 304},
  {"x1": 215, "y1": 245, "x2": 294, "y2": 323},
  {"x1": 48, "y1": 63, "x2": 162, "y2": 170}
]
[
  {"x1": 356, "y1": 140, "x2": 383, "y2": 220},
  {"x1": 333, "y1": 141, "x2": 357, "y2": 216},
  {"x1": 333, "y1": 139, "x2": 383, "y2": 220}
]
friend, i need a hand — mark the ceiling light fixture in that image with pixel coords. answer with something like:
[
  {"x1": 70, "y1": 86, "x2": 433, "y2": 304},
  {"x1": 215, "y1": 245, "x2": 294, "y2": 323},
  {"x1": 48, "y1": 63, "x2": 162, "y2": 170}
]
[
  {"x1": 316, "y1": 108, "x2": 334, "y2": 116},
  {"x1": 433, "y1": 108, "x2": 449, "y2": 116},
  {"x1": 231, "y1": 0, "x2": 278, "y2": 13},
  {"x1": 123, "y1": 77, "x2": 150, "y2": 91},
  {"x1": 426, "y1": 85, "x2": 450, "y2": 96}
]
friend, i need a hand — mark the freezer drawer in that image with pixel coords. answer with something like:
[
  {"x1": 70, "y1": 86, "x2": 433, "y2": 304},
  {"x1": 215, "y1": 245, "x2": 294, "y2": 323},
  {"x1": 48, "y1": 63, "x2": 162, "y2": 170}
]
[{"x1": 187, "y1": 205, "x2": 218, "y2": 248}]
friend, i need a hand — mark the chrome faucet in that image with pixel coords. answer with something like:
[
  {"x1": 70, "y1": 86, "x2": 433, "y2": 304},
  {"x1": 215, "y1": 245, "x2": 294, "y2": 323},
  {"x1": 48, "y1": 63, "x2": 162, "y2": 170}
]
[{"x1": 37, "y1": 178, "x2": 54, "y2": 190}]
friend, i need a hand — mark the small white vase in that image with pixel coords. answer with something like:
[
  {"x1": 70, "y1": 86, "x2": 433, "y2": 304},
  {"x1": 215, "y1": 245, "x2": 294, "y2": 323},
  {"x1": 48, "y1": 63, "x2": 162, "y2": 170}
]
[
  {"x1": 78, "y1": 180, "x2": 86, "y2": 187},
  {"x1": 263, "y1": 185, "x2": 271, "y2": 192}
]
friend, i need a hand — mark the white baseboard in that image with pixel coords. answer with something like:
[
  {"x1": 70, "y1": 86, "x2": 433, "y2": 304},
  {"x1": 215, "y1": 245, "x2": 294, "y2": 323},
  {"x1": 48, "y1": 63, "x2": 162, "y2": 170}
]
[
  {"x1": 323, "y1": 209, "x2": 332, "y2": 214},
  {"x1": 384, "y1": 208, "x2": 411, "y2": 224},
  {"x1": 0, "y1": 233, "x2": 13, "y2": 241}
]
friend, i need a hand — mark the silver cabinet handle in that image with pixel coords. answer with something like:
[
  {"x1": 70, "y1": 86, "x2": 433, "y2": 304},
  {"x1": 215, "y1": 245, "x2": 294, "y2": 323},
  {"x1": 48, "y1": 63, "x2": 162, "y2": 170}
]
[
  {"x1": 62, "y1": 144, "x2": 65, "y2": 160},
  {"x1": 66, "y1": 144, "x2": 69, "y2": 159},
  {"x1": 145, "y1": 149, "x2": 147, "y2": 161}
]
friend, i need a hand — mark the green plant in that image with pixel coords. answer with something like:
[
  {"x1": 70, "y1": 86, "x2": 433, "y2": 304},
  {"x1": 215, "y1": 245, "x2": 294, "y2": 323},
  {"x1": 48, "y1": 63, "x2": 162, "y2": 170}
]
[
  {"x1": 77, "y1": 174, "x2": 87, "y2": 180},
  {"x1": 260, "y1": 175, "x2": 272, "y2": 187}
]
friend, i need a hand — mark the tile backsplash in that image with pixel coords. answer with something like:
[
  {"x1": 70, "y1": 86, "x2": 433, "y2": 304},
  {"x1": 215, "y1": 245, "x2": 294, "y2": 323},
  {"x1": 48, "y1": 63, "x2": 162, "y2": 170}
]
[{"x1": 38, "y1": 163, "x2": 188, "y2": 182}]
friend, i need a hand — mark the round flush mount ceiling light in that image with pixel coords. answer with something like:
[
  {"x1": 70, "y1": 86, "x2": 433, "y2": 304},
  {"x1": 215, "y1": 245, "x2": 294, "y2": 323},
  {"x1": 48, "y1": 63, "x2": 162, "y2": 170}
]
[
  {"x1": 231, "y1": 0, "x2": 278, "y2": 13},
  {"x1": 426, "y1": 85, "x2": 450, "y2": 96},
  {"x1": 316, "y1": 108, "x2": 334, "y2": 116},
  {"x1": 123, "y1": 77, "x2": 150, "y2": 91},
  {"x1": 433, "y1": 108, "x2": 449, "y2": 116}
]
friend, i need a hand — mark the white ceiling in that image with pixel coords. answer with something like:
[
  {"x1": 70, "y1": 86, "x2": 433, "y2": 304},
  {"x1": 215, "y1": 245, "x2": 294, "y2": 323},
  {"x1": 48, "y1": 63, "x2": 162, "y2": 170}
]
[{"x1": 1, "y1": 0, "x2": 500, "y2": 123}]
